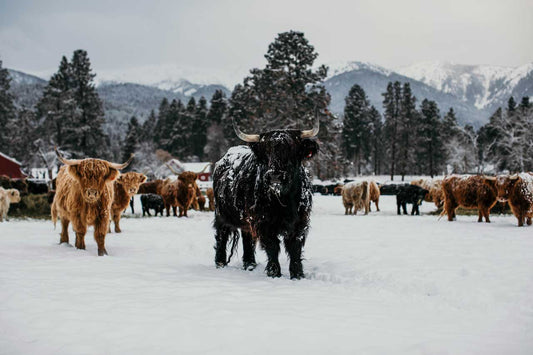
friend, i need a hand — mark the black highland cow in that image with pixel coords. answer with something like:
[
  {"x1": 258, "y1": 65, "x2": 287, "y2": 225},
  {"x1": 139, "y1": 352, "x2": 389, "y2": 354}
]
[
  {"x1": 396, "y1": 184, "x2": 429, "y2": 215},
  {"x1": 213, "y1": 118, "x2": 319, "y2": 279},
  {"x1": 140, "y1": 194, "x2": 165, "y2": 216}
]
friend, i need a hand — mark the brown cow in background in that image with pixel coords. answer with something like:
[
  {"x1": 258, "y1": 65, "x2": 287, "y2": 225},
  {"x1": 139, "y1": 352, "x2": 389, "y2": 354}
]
[
  {"x1": 206, "y1": 187, "x2": 215, "y2": 211},
  {"x1": 51, "y1": 150, "x2": 132, "y2": 255},
  {"x1": 0, "y1": 187, "x2": 21, "y2": 222},
  {"x1": 138, "y1": 179, "x2": 164, "y2": 195},
  {"x1": 368, "y1": 180, "x2": 380, "y2": 212},
  {"x1": 441, "y1": 175, "x2": 497, "y2": 223},
  {"x1": 484, "y1": 174, "x2": 533, "y2": 226},
  {"x1": 411, "y1": 178, "x2": 444, "y2": 208},
  {"x1": 110, "y1": 172, "x2": 147, "y2": 232},
  {"x1": 176, "y1": 171, "x2": 198, "y2": 217},
  {"x1": 160, "y1": 178, "x2": 179, "y2": 216},
  {"x1": 342, "y1": 181, "x2": 369, "y2": 215}
]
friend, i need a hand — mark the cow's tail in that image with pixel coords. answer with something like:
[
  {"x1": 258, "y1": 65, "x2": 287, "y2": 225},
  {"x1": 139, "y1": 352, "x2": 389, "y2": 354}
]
[
  {"x1": 438, "y1": 208, "x2": 447, "y2": 221},
  {"x1": 226, "y1": 230, "x2": 240, "y2": 264},
  {"x1": 51, "y1": 201, "x2": 58, "y2": 229}
]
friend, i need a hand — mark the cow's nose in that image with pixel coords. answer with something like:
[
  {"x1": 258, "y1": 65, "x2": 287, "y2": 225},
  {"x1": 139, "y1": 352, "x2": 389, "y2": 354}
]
[
  {"x1": 129, "y1": 188, "x2": 136, "y2": 194},
  {"x1": 86, "y1": 189, "x2": 98, "y2": 199}
]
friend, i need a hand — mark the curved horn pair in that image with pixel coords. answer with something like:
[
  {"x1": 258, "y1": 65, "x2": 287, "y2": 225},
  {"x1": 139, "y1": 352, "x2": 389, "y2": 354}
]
[
  {"x1": 233, "y1": 113, "x2": 320, "y2": 142},
  {"x1": 55, "y1": 147, "x2": 133, "y2": 170}
]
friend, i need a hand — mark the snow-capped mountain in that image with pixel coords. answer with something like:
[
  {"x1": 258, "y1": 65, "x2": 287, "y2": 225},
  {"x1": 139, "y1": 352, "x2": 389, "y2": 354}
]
[
  {"x1": 322, "y1": 61, "x2": 489, "y2": 126},
  {"x1": 396, "y1": 61, "x2": 533, "y2": 111}
]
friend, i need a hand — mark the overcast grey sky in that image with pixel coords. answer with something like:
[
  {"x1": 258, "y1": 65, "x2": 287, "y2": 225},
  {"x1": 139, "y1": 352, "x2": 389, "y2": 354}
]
[{"x1": 1, "y1": 0, "x2": 532, "y2": 76}]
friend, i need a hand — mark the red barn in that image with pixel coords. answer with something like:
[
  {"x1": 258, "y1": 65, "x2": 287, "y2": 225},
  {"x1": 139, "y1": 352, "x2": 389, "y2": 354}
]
[{"x1": 0, "y1": 152, "x2": 26, "y2": 179}]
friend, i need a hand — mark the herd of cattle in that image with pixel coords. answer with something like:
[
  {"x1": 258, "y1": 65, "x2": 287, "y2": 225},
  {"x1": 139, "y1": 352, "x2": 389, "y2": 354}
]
[
  {"x1": 332, "y1": 173, "x2": 533, "y2": 227},
  {"x1": 2, "y1": 149, "x2": 533, "y2": 277}
]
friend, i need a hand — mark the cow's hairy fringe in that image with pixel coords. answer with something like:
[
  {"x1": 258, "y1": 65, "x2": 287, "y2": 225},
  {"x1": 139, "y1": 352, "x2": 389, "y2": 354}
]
[{"x1": 226, "y1": 230, "x2": 240, "y2": 264}]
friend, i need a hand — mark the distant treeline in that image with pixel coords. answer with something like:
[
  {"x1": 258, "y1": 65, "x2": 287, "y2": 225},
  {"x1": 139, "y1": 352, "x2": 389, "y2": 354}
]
[{"x1": 0, "y1": 31, "x2": 531, "y2": 180}]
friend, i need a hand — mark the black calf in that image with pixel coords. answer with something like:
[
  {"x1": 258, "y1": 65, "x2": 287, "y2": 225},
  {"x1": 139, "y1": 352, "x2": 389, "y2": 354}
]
[
  {"x1": 140, "y1": 194, "x2": 164, "y2": 216},
  {"x1": 396, "y1": 185, "x2": 429, "y2": 215}
]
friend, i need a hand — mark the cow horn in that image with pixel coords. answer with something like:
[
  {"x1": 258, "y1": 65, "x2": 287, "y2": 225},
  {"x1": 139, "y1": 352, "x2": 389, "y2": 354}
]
[
  {"x1": 55, "y1": 147, "x2": 82, "y2": 166},
  {"x1": 483, "y1": 175, "x2": 496, "y2": 181},
  {"x1": 109, "y1": 154, "x2": 134, "y2": 170},
  {"x1": 233, "y1": 118, "x2": 260, "y2": 142},
  {"x1": 166, "y1": 163, "x2": 180, "y2": 175},
  {"x1": 196, "y1": 163, "x2": 211, "y2": 174},
  {"x1": 300, "y1": 114, "x2": 320, "y2": 138},
  {"x1": 510, "y1": 174, "x2": 519, "y2": 180}
]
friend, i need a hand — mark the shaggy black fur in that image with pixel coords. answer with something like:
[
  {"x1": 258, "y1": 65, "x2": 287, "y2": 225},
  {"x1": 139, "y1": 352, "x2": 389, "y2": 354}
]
[
  {"x1": 141, "y1": 194, "x2": 165, "y2": 217},
  {"x1": 396, "y1": 185, "x2": 429, "y2": 215},
  {"x1": 213, "y1": 130, "x2": 319, "y2": 279}
]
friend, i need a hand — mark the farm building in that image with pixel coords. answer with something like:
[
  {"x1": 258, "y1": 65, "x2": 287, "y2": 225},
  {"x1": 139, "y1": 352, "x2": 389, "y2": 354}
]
[{"x1": 0, "y1": 152, "x2": 26, "y2": 179}]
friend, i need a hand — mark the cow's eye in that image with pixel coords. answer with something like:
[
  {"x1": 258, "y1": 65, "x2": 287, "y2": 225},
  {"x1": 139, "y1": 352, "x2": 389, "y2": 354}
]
[{"x1": 306, "y1": 151, "x2": 313, "y2": 158}]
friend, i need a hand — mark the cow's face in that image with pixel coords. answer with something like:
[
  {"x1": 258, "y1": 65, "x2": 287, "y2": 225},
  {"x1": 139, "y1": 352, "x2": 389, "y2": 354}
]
[
  {"x1": 7, "y1": 189, "x2": 21, "y2": 203},
  {"x1": 251, "y1": 130, "x2": 319, "y2": 188},
  {"x1": 178, "y1": 172, "x2": 198, "y2": 185},
  {"x1": 116, "y1": 172, "x2": 147, "y2": 196},
  {"x1": 484, "y1": 176, "x2": 519, "y2": 202},
  {"x1": 418, "y1": 189, "x2": 429, "y2": 205},
  {"x1": 67, "y1": 160, "x2": 120, "y2": 204}
]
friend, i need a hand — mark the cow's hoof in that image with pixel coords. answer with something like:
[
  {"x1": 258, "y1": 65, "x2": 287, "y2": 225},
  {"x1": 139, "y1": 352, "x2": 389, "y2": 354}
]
[
  {"x1": 243, "y1": 261, "x2": 257, "y2": 271},
  {"x1": 265, "y1": 262, "x2": 281, "y2": 278},
  {"x1": 215, "y1": 261, "x2": 227, "y2": 268},
  {"x1": 98, "y1": 249, "x2": 108, "y2": 256},
  {"x1": 290, "y1": 271, "x2": 305, "y2": 280},
  {"x1": 115, "y1": 229, "x2": 122, "y2": 233},
  {"x1": 289, "y1": 263, "x2": 305, "y2": 280},
  {"x1": 59, "y1": 242, "x2": 72, "y2": 247}
]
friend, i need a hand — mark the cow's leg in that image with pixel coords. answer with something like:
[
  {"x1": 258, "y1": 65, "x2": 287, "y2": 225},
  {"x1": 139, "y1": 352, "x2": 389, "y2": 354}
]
[
  {"x1": 376, "y1": 199, "x2": 380, "y2": 212},
  {"x1": 94, "y1": 220, "x2": 109, "y2": 256},
  {"x1": 527, "y1": 216, "x2": 532, "y2": 226},
  {"x1": 402, "y1": 202, "x2": 408, "y2": 215},
  {"x1": 113, "y1": 210, "x2": 122, "y2": 233},
  {"x1": 364, "y1": 201, "x2": 369, "y2": 215},
  {"x1": 261, "y1": 234, "x2": 281, "y2": 278},
  {"x1": 165, "y1": 204, "x2": 170, "y2": 217},
  {"x1": 445, "y1": 200, "x2": 456, "y2": 221},
  {"x1": 284, "y1": 237, "x2": 304, "y2": 280},
  {"x1": 477, "y1": 209, "x2": 483, "y2": 222},
  {"x1": 368, "y1": 202, "x2": 372, "y2": 212},
  {"x1": 71, "y1": 220, "x2": 87, "y2": 250},
  {"x1": 397, "y1": 200, "x2": 401, "y2": 215},
  {"x1": 214, "y1": 218, "x2": 231, "y2": 267},
  {"x1": 172, "y1": 206, "x2": 178, "y2": 217},
  {"x1": 241, "y1": 231, "x2": 257, "y2": 270},
  {"x1": 479, "y1": 205, "x2": 491, "y2": 223},
  {"x1": 516, "y1": 211, "x2": 524, "y2": 227},
  {"x1": 60, "y1": 217, "x2": 70, "y2": 244}
]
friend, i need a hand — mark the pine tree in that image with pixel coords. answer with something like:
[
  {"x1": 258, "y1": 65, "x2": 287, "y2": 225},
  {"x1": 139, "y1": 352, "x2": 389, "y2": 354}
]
[
  {"x1": 5, "y1": 109, "x2": 38, "y2": 162},
  {"x1": 519, "y1": 96, "x2": 530, "y2": 111},
  {"x1": 0, "y1": 59, "x2": 17, "y2": 151},
  {"x1": 417, "y1": 99, "x2": 444, "y2": 177},
  {"x1": 227, "y1": 31, "x2": 332, "y2": 177},
  {"x1": 382, "y1": 82, "x2": 402, "y2": 180},
  {"x1": 69, "y1": 50, "x2": 108, "y2": 158},
  {"x1": 507, "y1": 96, "x2": 517, "y2": 113},
  {"x1": 368, "y1": 106, "x2": 384, "y2": 175},
  {"x1": 122, "y1": 116, "x2": 140, "y2": 171},
  {"x1": 190, "y1": 96, "x2": 208, "y2": 160},
  {"x1": 153, "y1": 98, "x2": 170, "y2": 147},
  {"x1": 342, "y1": 84, "x2": 371, "y2": 175},
  {"x1": 397, "y1": 83, "x2": 417, "y2": 179},
  {"x1": 141, "y1": 110, "x2": 157, "y2": 143},
  {"x1": 36, "y1": 56, "x2": 78, "y2": 152},
  {"x1": 204, "y1": 90, "x2": 229, "y2": 165}
]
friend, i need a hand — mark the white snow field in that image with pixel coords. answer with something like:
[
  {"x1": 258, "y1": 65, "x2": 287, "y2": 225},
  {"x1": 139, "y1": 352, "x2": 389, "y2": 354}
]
[{"x1": 1, "y1": 195, "x2": 533, "y2": 355}]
